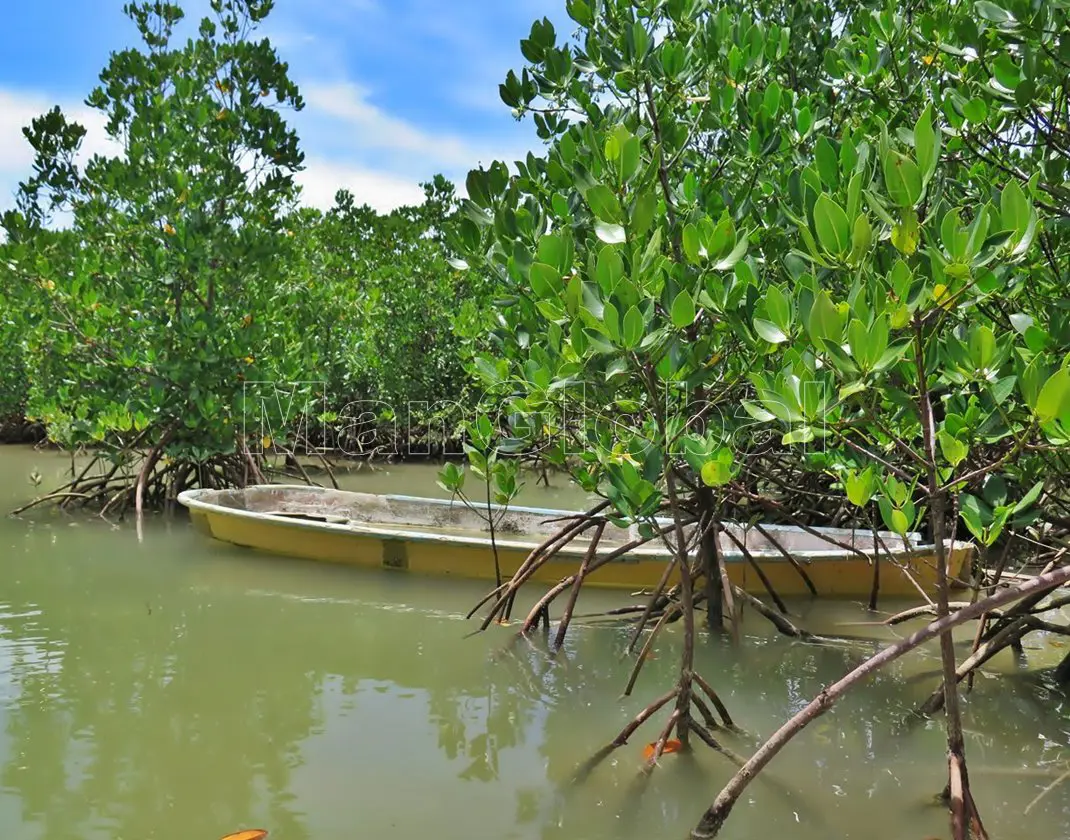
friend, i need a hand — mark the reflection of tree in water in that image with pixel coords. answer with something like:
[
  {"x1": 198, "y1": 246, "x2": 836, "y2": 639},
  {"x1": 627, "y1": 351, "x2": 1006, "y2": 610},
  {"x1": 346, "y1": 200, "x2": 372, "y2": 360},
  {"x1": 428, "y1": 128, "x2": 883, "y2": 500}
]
[
  {"x1": 522, "y1": 622, "x2": 955, "y2": 840},
  {"x1": 20, "y1": 527, "x2": 1066, "y2": 840},
  {"x1": 0, "y1": 537, "x2": 580, "y2": 839},
  {"x1": 0, "y1": 552, "x2": 324, "y2": 840},
  {"x1": 424, "y1": 637, "x2": 551, "y2": 783}
]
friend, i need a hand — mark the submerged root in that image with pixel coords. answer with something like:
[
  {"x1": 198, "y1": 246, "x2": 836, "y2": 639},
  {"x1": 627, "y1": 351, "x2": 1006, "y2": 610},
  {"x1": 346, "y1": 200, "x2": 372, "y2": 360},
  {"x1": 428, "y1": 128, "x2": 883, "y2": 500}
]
[
  {"x1": 569, "y1": 667, "x2": 741, "y2": 787},
  {"x1": 690, "y1": 565, "x2": 1070, "y2": 839},
  {"x1": 570, "y1": 687, "x2": 680, "y2": 783},
  {"x1": 11, "y1": 444, "x2": 271, "y2": 519}
]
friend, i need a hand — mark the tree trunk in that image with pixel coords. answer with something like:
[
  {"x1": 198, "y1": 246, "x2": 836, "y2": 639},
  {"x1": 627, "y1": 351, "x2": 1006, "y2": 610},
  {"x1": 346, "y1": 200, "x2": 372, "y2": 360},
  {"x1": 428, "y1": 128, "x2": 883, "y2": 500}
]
[
  {"x1": 698, "y1": 489, "x2": 724, "y2": 634},
  {"x1": 666, "y1": 470, "x2": 695, "y2": 746},
  {"x1": 915, "y1": 318, "x2": 982, "y2": 840}
]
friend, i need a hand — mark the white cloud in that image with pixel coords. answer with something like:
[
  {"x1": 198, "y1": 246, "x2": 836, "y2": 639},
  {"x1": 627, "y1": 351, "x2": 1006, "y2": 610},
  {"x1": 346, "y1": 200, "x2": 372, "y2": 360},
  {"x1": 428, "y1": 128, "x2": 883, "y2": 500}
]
[
  {"x1": 0, "y1": 81, "x2": 532, "y2": 220},
  {"x1": 295, "y1": 157, "x2": 426, "y2": 213},
  {"x1": 302, "y1": 81, "x2": 524, "y2": 172}
]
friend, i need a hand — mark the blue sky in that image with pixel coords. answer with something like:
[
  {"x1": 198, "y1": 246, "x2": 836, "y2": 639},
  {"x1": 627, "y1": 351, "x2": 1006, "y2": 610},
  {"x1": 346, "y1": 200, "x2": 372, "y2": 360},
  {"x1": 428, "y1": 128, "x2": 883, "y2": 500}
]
[{"x1": 0, "y1": 0, "x2": 571, "y2": 214}]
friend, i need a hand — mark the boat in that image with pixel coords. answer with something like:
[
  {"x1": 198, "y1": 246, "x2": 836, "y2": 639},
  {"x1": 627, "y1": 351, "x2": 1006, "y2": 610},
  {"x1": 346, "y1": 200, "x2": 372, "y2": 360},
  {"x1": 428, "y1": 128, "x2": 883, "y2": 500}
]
[{"x1": 176, "y1": 485, "x2": 973, "y2": 598}]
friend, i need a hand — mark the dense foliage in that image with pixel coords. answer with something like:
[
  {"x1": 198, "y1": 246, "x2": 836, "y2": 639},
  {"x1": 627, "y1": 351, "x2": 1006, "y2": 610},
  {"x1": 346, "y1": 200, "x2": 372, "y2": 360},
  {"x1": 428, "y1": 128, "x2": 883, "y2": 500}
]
[
  {"x1": 0, "y1": 0, "x2": 484, "y2": 503},
  {"x1": 2, "y1": 0, "x2": 1070, "y2": 834},
  {"x1": 443, "y1": 0, "x2": 1070, "y2": 837}
]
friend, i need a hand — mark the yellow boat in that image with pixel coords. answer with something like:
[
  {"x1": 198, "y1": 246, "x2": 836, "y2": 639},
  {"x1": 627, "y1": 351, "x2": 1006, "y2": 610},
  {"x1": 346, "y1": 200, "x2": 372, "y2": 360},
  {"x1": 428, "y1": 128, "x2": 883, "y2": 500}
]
[{"x1": 177, "y1": 485, "x2": 972, "y2": 598}]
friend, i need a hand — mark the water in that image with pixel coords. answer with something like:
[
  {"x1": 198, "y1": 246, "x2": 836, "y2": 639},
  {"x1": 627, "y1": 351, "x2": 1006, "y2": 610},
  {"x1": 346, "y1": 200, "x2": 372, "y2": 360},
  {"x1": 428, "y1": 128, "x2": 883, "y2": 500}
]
[{"x1": 1, "y1": 445, "x2": 1069, "y2": 840}]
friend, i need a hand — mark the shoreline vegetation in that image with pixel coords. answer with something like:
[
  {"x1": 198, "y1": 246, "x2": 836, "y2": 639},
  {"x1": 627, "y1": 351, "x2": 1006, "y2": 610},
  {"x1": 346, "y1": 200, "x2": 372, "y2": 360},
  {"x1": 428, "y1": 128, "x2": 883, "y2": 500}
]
[{"x1": 2, "y1": 0, "x2": 1070, "y2": 838}]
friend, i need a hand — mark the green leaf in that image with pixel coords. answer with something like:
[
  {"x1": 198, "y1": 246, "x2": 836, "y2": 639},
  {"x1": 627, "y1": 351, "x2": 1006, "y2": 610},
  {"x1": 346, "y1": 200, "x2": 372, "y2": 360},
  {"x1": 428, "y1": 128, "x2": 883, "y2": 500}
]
[
  {"x1": 629, "y1": 190, "x2": 656, "y2": 237},
  {"x1": 763, "y1": 81, "x2": 782, "y2": 116},
  {"x1": 1012, "y1": 481, "x2": 1044, "y2": 515},
  {"x1": 566, "y1": 0, "x2": 592, "y2": 25},
  {"x1": 839, "y1": 380, "x2": 867, "y2": 399},
  {"x1": 682, "y1": 223, "x2": 704, "y2": 264},
  {"x1": 632, "y1": 21, "x2": 651, "y2": 59},
  {"x1": 914, "y1": 104, "x2": 940, "y2": 185},
  {"x1": 1001, "y1": 181, "x2": 1029, "y2": 235},
  {"x1": 963, "y1": 97, "x2": 988, "y2": 124},
  {"x1": 622, "y1": 305, "x2": 644, "y2": 349},
  {"x1": 808, "y1": 289, "x2": 844, "y2": 344},
  {"x1": 990, "y1": 375, "x2": 1017, "y2": 405},
  {"x1": 968, "y1": 325, "x2": 997, "y2": 370},
  {"x1": 813, "y1": 194, "x2": 851, "y2": 255},
  {"x1": 603, "y1": 301, "x2": 621, "y2": 342},
  {"x1": 537, "y1": 234, "x2": 566, "y2": 270},
  {"x1": 765, "y1": 285, "x2": 792, "y2": 331},
  {"x1": 713, "y1": 237, "x2": 748, "y2": 270},
  {"x1": 1009, "y1": 312, "x2": 1033, "y2": 334},
  {"x1": 941, "y1": 208, "x2": 969, "y2": 260},
  {"x1": 881, "y1": 502, "x2": 912, "y2": 536},
  {"x1": 796, "y1": 105, "x2": 813, "y2": 136},
  {"x1": 849, "y1": 214, "x2": 873, "y2": 262},
  {"x1": 782, "y1": 426, "x2": 815, "y2": 445},
  {"x1": 974, "y1": 1, "x2": 1014, "y2": 23},
  {"x1": 529, "y1": 262, "x2": 560, "y2": 299},
  {"x1": 596, "y1": 245, "x2": 624, "y2": 293},
  {"x1": 845, "y1": 467, "x2": 876, "y2": 506},
  {"x1": 620, "y1": 136, "x2": 641, "y2": 182},
  {"x1": 585, "y1": 185, "x2": 622, "y2": 222},
  {"x1": 661, "y1": 40, "x2": 687, "y2": 77},
  {"x1": 595, "y1": 221, "x2": 627, "y2": 244},
  {"x1": 815, "y1": 137, "x2": 839, "y2": 188},
  {"x1": 882, "y1": 151, "x2": 922, "y2": 208},
  {"x1": 847, "y1": 319, "x2": 869, "y2": 364},
  {"x1": 959, "y1": 495, "x2": 987, "y2": 542},
  {"x1": 671, "y1": 289, "x2": 697, "y2": 329},
  {"x1": 1019, "y1": 356, "x2": 1048, "y2": 409},
  {"x1": 891, "y1": 209, "x2": 920, "y2": 255},
  {"x1": 938, "y1": 430, "x2": 968, "y2": 466},
  {"x1": 753, "y1": 318, "x2": 788, "y2": 344},
  {"x1": 1036, "y1": 368, "x2": 1070, "y2": 423},
  {"x1": 701, "y1": 455, "x2": 734, "y2": 487},
  {"x1": 741, "y1": 400, "x2": 776, "y2": 422},
  {"x1": 993, "y1": 54, "x2": 1021, "y2": 89}
]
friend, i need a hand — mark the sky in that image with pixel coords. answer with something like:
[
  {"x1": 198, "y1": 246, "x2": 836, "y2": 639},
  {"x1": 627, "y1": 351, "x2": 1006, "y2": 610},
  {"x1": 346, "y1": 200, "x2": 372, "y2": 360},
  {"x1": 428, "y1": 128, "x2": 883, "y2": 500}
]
[{"x1": 0, "y1": 0, "x2": 572, "y2": 216}]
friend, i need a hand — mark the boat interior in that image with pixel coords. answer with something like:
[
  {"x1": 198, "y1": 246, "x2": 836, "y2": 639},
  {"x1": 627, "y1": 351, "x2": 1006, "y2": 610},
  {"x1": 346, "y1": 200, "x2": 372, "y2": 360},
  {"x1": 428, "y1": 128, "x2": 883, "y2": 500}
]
[{"x1": 193, "y1": 485, "x2": 930, "y2": 557}]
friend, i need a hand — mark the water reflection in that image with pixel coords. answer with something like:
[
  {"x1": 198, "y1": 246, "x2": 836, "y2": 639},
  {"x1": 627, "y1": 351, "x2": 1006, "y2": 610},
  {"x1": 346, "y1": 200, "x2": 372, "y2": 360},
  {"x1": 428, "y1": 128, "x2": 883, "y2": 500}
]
[{"x1": 0, "y1": 511, "x2": 1068, "y2": 840}]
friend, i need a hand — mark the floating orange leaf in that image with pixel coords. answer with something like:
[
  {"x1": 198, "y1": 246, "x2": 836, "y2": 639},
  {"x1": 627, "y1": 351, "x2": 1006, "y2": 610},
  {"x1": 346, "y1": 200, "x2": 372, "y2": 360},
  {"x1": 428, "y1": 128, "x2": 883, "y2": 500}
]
[
  {"x1": 220, "y1": 831, "x2": 268, "y2": 840},
  {"x1": 642, "y1": 739, "x2": 683, "y2": 762}
]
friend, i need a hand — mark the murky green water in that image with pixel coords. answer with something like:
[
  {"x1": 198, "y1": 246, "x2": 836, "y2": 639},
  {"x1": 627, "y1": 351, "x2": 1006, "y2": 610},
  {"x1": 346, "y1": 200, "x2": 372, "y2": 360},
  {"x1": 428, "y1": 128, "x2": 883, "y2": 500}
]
[{"x1": 1, "y1": 445, "x2": 1069, "y2": 840}]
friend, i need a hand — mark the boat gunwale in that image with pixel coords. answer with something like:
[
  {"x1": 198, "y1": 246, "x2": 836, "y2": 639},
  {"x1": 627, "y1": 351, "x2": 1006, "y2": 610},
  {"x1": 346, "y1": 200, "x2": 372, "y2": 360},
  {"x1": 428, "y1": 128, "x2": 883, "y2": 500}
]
[{"x1": 176, "y1": 485, "x2": 967, "y2": 565}]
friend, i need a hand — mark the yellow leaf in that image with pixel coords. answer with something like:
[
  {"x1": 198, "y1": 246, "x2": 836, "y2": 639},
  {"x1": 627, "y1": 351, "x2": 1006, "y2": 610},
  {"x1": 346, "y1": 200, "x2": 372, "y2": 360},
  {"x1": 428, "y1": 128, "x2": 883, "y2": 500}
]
[
  {"x1": 891, "y1": 211, "x2": 919, "y2": 255},
  {"x1": 163, "y1": 223, "x2": 176, "y2": 236},
  {"x1": 922, "y1": 54, "x2": 935, "y2": 66},
  {"x1": 933, "y1": 284, "x2": 954, "y2": 310},
  {"x1": 220, "y1": 831, "x2": 268, "y2": 840},
  {"x1": 262, "y1": 436, "x2": 272, "y2": 449}
]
